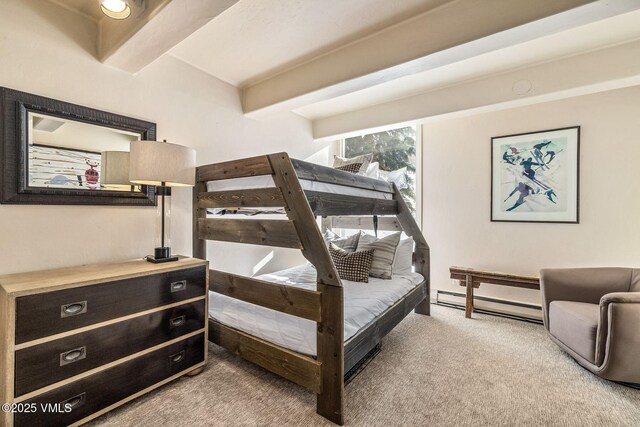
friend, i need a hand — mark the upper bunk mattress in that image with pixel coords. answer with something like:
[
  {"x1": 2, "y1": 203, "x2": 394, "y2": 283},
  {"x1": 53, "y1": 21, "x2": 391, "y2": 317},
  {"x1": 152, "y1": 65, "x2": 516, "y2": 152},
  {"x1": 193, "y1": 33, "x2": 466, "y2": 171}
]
[
  {"x1": 206, "y1": 175, "x2": 392, "y2": 200},
  {"x1": 208, "y1": 263, "x2": 424, "y2": 356}
]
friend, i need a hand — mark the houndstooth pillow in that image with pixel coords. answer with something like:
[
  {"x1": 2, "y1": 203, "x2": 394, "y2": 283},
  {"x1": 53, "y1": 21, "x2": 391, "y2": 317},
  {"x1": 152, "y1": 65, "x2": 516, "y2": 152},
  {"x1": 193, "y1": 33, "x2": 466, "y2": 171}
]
[
  {"x1": 333, "y1": 153, "x2": 373, "y2": 175},
  {"x1": 334, "y1": 163, "x2": 363, "y2": 174},
  {"x1": 329, "y1": 243, "x2": 374, "y2": 283},
  {"x1": 356, "y1": 232, "x2": 401, "y2": 279}
]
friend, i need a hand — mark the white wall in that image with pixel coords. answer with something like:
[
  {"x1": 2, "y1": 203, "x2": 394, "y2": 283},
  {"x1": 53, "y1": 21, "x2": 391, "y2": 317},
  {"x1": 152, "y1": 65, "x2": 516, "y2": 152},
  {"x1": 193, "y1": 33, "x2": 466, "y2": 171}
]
[
  {"x1": 0, "y1": 0, "x2": 333, "y2": 276},
  {"x1": 422, "y1": 86, "x2": 640, "y2": 305}
]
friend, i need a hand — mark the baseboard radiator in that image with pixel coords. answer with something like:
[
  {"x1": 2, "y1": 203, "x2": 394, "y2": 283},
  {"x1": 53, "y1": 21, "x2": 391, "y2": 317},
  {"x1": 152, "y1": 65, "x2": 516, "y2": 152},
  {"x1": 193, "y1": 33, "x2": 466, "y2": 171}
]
[{"x1": 435, "y1": 290, "x2": 543, "y2": 324}]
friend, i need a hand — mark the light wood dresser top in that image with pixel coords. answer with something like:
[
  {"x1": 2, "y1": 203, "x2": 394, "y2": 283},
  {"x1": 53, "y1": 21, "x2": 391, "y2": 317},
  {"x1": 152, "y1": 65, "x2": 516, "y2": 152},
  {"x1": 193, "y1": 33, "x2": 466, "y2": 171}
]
[{"x1": 0, "y1": 256, "x2": 207, "y2": 297}]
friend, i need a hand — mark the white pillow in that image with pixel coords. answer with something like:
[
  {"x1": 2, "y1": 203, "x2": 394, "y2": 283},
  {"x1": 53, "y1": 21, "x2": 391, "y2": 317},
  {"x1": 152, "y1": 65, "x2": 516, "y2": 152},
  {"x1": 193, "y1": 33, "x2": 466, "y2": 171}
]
[
  {"x1": 379, "y1": 167, "x2": 408, "y2": 189},
  {"x1": 365, "y1": 162, "x2": 379, "y2": 179},
  {"x1": 392, "y1": 237, "x2": 414, "y2": 275}
]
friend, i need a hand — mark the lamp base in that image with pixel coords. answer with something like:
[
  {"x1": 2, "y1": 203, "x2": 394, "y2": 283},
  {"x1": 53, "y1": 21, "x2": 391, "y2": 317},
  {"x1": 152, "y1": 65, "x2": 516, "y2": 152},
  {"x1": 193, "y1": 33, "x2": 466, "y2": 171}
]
[
  {"x1": 146, "y1": 247, "x2": 178, "y2": 263},
  {"x1": 146, "y1": 255, "x2": 179, "y2": 264}
]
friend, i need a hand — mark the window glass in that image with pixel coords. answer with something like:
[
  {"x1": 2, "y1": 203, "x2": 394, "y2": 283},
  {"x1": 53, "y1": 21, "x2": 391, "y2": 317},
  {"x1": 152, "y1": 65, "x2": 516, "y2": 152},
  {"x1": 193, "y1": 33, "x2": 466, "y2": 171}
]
[{"x1": 344, "y1": 126, "x2": 418, "y2": 216}]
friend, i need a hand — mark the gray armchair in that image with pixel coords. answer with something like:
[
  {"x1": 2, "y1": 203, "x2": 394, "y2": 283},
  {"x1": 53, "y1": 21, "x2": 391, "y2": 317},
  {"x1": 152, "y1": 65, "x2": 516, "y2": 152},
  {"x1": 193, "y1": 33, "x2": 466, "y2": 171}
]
[{"x1": 540, "y1": 268, "x2": 640, "y2": 384}]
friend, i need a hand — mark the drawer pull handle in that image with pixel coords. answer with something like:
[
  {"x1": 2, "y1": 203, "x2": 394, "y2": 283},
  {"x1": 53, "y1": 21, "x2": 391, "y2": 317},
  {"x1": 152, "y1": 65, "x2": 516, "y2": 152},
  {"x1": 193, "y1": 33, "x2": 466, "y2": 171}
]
[
  {"x1": 61, "y1": 392, "x2": 85, "y2": 411},
  {"x1": 169, "y1": 315, "x2": 186, "y2": 329},
  {"x1": 60, "y1": 346, "x2": 86, "y2": 366},
  {"x1": 169, "y1": 350, "x2": 185, "y2": 366},
  {"x1": 170, "y1": 280, "x2": 187, "y2": 293},
  {"x1": 61, "y1": 301, "x2": 87, "y2": 318}
]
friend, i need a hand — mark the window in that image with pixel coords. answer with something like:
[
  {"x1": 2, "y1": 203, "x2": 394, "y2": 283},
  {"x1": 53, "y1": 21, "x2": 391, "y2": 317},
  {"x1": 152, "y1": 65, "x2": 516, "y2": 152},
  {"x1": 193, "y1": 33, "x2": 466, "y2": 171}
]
[{"x1": 343, "y1": 125, "x2": 420, "y2": 221}]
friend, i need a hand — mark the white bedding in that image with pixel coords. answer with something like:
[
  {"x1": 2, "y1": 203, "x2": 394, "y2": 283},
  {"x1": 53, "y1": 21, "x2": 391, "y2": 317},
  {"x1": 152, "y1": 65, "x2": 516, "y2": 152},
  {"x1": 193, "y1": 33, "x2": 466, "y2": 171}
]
[
  {"x1": 206, "y1": 175, "x2": 392, "y2": 200},
  {"x1": 209, "y1": 263, "x2": 424, "y2": 356}
]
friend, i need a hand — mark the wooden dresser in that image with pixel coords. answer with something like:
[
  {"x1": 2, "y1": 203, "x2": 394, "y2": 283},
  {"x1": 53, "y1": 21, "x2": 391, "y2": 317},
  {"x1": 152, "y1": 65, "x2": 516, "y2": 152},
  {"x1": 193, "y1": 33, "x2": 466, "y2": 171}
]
[{"x1": 0, "y1": 257, "x2": 208, "y2": 427}]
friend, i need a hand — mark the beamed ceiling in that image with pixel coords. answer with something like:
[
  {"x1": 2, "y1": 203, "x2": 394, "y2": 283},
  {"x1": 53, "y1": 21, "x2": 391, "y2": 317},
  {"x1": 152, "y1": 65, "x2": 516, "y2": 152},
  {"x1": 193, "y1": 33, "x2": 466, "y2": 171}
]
[{"x1": 42, "y1": 0, "x2": 640, "y2": 138}]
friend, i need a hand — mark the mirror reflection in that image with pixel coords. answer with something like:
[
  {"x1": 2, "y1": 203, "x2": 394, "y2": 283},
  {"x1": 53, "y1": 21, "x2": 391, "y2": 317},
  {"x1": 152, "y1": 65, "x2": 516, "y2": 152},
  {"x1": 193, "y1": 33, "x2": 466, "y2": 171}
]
[{"x1": 27, "y1": 112, "x2": 141, "y2": 192}]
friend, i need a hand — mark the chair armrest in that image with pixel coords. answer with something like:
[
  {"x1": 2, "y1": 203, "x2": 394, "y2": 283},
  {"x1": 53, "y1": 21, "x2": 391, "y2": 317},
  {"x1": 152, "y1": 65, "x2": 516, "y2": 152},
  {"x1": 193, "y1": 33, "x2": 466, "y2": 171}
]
[
  {"x1": 540, "y1": 268, "x2": 632, "y2": 329},
  {"x1": 595, "y1": 292, "x2": 640, "y2": 370},
  {"x1": 601, "y1": 292, "x2": 640, "y2": 305}
]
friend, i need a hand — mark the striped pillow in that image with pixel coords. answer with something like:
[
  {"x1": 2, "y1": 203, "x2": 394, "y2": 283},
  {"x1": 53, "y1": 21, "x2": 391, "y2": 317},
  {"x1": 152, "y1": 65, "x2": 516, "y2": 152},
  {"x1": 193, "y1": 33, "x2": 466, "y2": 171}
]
[
  {"x1": 356, "y1": 232, "x2": 401, "y2": 279},
  {"x1": 329, "y1": 243, "x2": 374, "y2": 283},
  {"x1": 323, "y1": 230, "x2": 360, "y2": 252}
]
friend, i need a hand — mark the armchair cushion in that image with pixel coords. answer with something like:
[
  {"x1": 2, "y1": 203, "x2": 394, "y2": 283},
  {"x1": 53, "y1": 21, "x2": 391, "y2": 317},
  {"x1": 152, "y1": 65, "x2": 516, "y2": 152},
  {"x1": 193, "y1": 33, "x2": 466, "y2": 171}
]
[{"x1": 549, "y1": 301, "x2": 599, "y2": 363}]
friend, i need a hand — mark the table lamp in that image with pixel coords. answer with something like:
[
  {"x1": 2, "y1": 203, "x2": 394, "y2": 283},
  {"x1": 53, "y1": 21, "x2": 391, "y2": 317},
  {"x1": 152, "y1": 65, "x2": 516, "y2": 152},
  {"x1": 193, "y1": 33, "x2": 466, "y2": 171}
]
[
  {"x1": 129, "y1": 140, "x2": 196, "y2": 263},
  {"x1": 101, "y1": 151, "x2": 133, "y2": 191}
]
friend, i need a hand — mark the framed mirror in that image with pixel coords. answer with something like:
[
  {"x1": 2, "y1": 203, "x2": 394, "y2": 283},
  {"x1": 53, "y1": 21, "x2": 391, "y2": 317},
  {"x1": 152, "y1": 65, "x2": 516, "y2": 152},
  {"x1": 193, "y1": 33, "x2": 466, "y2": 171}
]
[{"x1": 0, "y1": 87, "x2": 156, "y2": 205}]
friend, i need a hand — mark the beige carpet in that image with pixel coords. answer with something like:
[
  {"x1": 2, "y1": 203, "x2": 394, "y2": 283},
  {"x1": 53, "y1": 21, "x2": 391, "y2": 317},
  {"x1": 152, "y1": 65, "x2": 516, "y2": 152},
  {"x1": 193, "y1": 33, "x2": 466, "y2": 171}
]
[{"x1": 90, "y1": 305, "x2": 640, "y2": 426}]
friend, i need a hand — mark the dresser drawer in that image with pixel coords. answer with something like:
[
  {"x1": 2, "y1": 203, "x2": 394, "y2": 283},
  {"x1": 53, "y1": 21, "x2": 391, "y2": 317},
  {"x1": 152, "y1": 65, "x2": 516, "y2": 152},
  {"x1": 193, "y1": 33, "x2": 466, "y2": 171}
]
[
  {"x1": 15, "y1": 266, "x2": 206, "y2": 344},
  {"x1": 14, "y1": 299, "x2": 205, "y2": 397},
  {"x1": 14, "y1": 333, "x2": 205, "y2": 427}
]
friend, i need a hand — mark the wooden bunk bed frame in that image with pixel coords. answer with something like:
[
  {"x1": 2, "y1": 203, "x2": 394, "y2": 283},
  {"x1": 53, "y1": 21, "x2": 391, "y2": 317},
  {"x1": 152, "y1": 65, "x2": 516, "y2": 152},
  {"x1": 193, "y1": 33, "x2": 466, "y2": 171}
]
[{"x1": 192, "y1": 152, "x2": 430, "y2": 425}]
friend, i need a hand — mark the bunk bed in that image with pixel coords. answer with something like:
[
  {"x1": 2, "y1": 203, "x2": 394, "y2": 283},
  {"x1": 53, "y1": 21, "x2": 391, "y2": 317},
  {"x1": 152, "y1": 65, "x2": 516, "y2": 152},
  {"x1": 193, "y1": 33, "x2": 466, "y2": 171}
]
[{"x1": 192, "y1": 152, "x2": 430, "y2": 425}]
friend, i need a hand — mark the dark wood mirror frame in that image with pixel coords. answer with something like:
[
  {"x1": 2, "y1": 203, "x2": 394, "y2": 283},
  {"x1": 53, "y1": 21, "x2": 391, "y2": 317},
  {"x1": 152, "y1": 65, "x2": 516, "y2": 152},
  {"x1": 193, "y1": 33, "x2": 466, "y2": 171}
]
[{"x1": 0, "y1": 87, "x2": 157, "y2": 206}]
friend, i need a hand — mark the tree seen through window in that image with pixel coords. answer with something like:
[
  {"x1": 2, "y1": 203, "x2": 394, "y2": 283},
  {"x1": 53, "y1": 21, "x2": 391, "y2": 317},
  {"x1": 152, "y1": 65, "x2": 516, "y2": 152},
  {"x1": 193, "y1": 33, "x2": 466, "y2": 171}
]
[{"x1": 344, "y1": 126, "x2": 417, "y2": 215}]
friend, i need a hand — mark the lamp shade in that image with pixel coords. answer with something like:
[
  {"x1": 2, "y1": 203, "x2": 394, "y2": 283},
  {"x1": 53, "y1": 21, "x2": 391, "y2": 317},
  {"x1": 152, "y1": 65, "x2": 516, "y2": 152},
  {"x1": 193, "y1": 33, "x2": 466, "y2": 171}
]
[
  {"x1": 101, "y1": 151, "x2": 131, "y2": 185},
  {"x1": 129, "y1": 140, "x2": 196, "y2": 187}
]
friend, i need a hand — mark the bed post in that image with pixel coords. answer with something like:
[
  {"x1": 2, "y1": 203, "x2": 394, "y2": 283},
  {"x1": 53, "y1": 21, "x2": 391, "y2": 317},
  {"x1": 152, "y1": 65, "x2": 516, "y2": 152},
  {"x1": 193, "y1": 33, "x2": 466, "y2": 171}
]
[
  {"x1": 316, "y1": 284, "x2": 344, "y2": 425},
  {"x1": 267, "y1": 153, "x2": 345, "y2": 425},
  {"x1": 392, "y1": 184, "x2": 430, "y2": 315},
  {"x1": 193, "y1": 179, "x2": 207, "y2": 260}
]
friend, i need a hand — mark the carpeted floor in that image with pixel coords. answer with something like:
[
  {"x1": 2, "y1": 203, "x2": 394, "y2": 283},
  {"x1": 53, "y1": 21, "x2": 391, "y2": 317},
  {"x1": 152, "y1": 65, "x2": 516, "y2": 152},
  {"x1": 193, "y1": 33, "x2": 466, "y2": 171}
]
[{"x1": 90, "y1": 305, "x2": 640, "y2": 426}]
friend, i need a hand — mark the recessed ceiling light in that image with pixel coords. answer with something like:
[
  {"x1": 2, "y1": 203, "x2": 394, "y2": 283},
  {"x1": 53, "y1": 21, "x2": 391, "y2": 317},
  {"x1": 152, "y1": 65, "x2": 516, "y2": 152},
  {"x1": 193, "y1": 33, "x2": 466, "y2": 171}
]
[{"x1": 99, "y1": 0, "x2": 131, "y2": 20}]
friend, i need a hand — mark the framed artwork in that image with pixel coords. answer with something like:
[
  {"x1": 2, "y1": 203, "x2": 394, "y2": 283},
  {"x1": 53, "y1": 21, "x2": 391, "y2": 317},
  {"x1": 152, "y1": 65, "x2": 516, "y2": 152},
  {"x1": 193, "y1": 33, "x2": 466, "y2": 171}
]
[
  {"x1": 491, "y1": 126, "x2": 580, "y2": 223},
  {"x1": 29, "y1": 144, "x2": 102, "y2": 190}
]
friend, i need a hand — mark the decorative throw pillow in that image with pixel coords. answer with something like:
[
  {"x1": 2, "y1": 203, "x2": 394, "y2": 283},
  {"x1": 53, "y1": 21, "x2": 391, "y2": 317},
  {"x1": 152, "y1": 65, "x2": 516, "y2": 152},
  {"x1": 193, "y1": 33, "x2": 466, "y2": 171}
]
[
  {"x1": 333, "y1": 153, "x2": 373, "y2": 175},
  {"x1": 335, "y1": 163, "x2": 363, "y2": 174},
  {"x1": 365, "y1": 161, "x2": 380, "y2": 179},
  {"x1": 379, "y1": 167, "x2": 408, "y2": 189},
  {"x1": 392, "y1": 237, "x2": 414, "y2": 275},
  {"x1": 323, "y1": 230, "x2": 360, "y2": 252},
  {"x1": 356, "y1": 232, "x2": 401, "y2": 279},
  {"x1": 329, "y1": 243, "x2": 374, "y2": 283}
]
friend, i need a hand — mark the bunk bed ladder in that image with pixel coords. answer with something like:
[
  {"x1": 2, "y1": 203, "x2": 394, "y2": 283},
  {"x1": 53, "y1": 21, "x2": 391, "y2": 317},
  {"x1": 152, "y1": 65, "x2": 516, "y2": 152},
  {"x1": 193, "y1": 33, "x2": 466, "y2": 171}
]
[{"x1": 267, "y1": 153, "x2": 345, "y2": 425}]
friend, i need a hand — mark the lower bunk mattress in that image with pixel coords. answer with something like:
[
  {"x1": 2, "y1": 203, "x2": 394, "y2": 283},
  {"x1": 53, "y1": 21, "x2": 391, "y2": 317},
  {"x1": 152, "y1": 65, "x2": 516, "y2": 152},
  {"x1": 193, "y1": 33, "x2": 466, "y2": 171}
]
[{"x1": 208, "y1": 263, "x2": 424, "y2": 356}]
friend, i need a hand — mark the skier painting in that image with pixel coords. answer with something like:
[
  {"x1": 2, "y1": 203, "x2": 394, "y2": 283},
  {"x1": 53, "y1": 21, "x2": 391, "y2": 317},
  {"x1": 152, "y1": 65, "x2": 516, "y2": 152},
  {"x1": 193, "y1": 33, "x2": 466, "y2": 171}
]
[{"x1": 491, "y1": 127, "x2": 580, "y2": 223}]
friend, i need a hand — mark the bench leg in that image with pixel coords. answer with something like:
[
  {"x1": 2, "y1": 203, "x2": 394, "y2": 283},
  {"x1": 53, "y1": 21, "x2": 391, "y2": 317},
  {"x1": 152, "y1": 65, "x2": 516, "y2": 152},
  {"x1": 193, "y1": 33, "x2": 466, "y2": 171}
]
[{"x1": 465, "y1": 274, "x2": 474, "y2": 318}]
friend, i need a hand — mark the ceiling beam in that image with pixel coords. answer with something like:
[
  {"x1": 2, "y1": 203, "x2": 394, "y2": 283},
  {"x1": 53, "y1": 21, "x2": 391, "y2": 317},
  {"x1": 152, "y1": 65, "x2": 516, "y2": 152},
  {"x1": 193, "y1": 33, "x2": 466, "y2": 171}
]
[
  {"x1": 242, "y1": 0, "x2": 640, "y2": 117},
  {"x1": 311, "y1": 40, "x2": 640, "y2": 139},
  {"x1": 101, "y1": 0, "x2": 238, "y2": 74}
]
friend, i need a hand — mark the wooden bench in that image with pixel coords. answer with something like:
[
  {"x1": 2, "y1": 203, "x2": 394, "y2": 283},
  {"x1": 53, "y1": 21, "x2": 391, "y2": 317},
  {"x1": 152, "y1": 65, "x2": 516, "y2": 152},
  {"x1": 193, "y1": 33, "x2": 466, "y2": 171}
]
[{"x1": 449, "y1": 267, "x2": 540, "y2": 319}]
